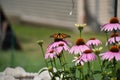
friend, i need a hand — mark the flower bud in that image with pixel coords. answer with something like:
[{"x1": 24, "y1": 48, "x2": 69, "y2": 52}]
[
  {"x1": 75, "y1": 24, "x2": 86, "y2": 30},
  {"x1": 48, "y1": 66, "x2": 53, "y2": 72},
  {"x1": 37, "y1": 40, "x2": 44, "y2": 46}
]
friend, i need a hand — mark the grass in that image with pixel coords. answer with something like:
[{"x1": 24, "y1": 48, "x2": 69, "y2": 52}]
[
  {"x1": 0, "y1": 23, "x2": 114, "y2": 79},
  {"x1": 0, "y1": 23, "x2": 76, "y2": 72}
]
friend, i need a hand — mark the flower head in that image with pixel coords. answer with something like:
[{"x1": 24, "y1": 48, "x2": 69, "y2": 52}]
[
  {"x1": 106, "y1": 33, "x2": 120, "y2": 45},
  {"x1": 82, "y1": 50, "x2": 96, "y2": 62},
  {"x1": 47, "y1": 33, "x2": 70, "y2": 52},
  {"x1": 56, "y1": 42, "x2": 70, "y2": 54},
  {"x1": 69, "y1": 38, "x2": 90, "y2": 55},
  {"x1": 75, "y1": 24, "x2": 86, "y2": 30},
  {"x1": 72, "y1": 49, "x2": 96, "y2": 65},
  {"x1": 47, "y1": 41, "x2": 69, "y2": 52},
  {"x1": 45, "y1": 49, "x2": 57, "y2": 59},
  {"x1": 37, "y1": 40, "x2": 44, "y2": 46},
  {"x1": 101, "y1": 17, "x2": 120, "y2": 31},
  {"x1": 86, "y1": 37, "x2": 102, "y2": 46},
  {"x1": 92, "y1": 47, "x2": 103, "y2": 55},
  {"x1": 99, "y1": 45, "x2": 120, "y2": 61}
]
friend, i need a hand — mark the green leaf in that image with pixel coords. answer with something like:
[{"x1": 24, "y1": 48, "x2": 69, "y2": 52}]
[
  {"x1": 38, "y1": 68, "x2": 48, "y2": 74},
  {"x1": 93, "y1": 70, "x2": 101, "y2": 74}
]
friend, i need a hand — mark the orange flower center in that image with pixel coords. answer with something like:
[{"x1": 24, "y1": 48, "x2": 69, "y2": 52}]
[
  {"x1": 75, "y1": 38, "x2": 85, "y2": 45},
  {"x1": 111, "y1": 33, "x2": 119, "y2": 37},
  {"x1": 110, "y1": 17, "x2": 119, "y2": 23},
  {"x1": 59, "y1": 43, "x2": 64, "y2": 46},
  {"x1": 89, "y1": 37, "x2": 96, "y2": 40},
  {"x1": 49, "y1": 50, "x2": 54, "y2": 53},
  {"x1": 110, "y1": 46, "x2": 119, "y2": 52},
  {"x1": 83, "y1": 50, "x2": 93, "y2": 54}
]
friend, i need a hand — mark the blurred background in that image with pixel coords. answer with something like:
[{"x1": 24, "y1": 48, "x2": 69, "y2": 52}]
[{"x1": 0, "y1": 0, "x2": 120, "y2": 72}]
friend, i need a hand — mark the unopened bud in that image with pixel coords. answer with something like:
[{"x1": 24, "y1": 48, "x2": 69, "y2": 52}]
[{"x1": 37, "y1": 40, "x2": 44, "y2": 46}]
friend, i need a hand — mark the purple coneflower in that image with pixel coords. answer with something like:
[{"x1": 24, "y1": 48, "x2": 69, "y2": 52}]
[
  {"x1": 45, "y1": 49, "x2": 57, "y2": 59},
  {"x1": 69, "y1": 38, "x2": 90, "y2": 55},
  {"x1": 81, "y1": 50, "x2": 96, "y2": 62},
  {"x1": 99, "y1": 46, "x2": 120, "y2": 61},
  {"x1": 106, "y1": 33, "x2": 120, "y2": 45},
  {"x1": 101, "y1": 17, "x2": 120, "y2": 31},
  {"x1": 47, "y1": 40, "x2": 69, "y2": 52},
  {"x1": 86, "y1": 37, "x2": 102, "y2": 46},
  {"x1": 55, "y1": 43, "x2": 70, "y2": 54},
  {"x1": 73, "y1": 49, "x2": 96, "y2": 65}
]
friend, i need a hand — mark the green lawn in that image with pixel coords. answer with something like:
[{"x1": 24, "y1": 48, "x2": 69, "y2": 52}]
[{"x1": 0, "y1": 23, "x2": 113, "y2": 79}]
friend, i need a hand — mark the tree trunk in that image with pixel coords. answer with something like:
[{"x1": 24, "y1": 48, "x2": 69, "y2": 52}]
[
  {"x1": 0, "y1": 6, "x2": 22, "y2": 50},
  {"x1": 83, "y1": 0, "x2": 101, "y2": 32}
]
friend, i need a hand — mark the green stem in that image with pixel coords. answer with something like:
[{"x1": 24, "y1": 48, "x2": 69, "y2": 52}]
[
  {"x1": 87, "y1": 62, "x2": 90, "y2": 76},
  {"x1": 40, "y1": 45, "x2": 48, "y2": 67},
  {"x1": 87, "y1": 62, "x2": 94, "y2": 80},
  {"x1": 105, "y1": 32, "x2": 109, "y2": 42},
  {"x1": 79, "y1": 69, "x2": 82, "y2": 80},
  {"x1": 39, "y1": 45, "x2": 53, "y2": 79},
  {"x1": 50, "y1": 59, "x2": 54, "y2": 67},
  {"x1": 112, "y1": 58, "x2": 117, "y2": 78},
  {"x1": 105, "y1": 32, "x2": 110, "y2": 49},
  {"x1": 62, "y1": 53, "x2": 68, "y2": 69},
  {"x1": 53, "y1": 58, "x2": 57, "y2": 68},
  {"x1": 80, "y1": 29, "x2": 82, "y2": 38},
  {"x1": 53, "y1": 58, "x2": 58, "y2": 72},
  {"x1": 61, "y1": 52, "x2": 66, "y2": 70},
  {"x1": 59, "y1": 56, "x2": 66, "y2": 71},
  {"x1": 78, "y1": 67, "x2": 84, "y2": 80},
  {"x1": 58, "y1": 56, "x2": 66, "y2": 79},
  {"x1": 113, "y1": 30, "x2": 117, "y2": 45},
  {"x1": 81, "y1": 66, "x2": 85, "y2": 80},
  {"x1": 97, "y1": 55, "x2": 103, "y2": 71}
]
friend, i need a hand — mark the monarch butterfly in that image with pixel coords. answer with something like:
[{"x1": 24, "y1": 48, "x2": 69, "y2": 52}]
[{"x1": 50, "y1": 33, "x2": 70, "y2": 39}]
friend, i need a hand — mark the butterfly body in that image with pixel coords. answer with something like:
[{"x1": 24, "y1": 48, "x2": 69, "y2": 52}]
[{"x1": 50, "y1": 33, "x2": 70, "y2": 39}]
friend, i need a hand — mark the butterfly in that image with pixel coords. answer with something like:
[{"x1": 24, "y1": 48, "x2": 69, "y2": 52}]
[{"x1": 50, "y1": 33, "x2": 71, "y2": 39}]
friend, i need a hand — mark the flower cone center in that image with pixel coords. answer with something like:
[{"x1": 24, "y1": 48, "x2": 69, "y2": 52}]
[
  {"x1": 59, "y1": 43, "x2": 64, "y2": 46},
  {"x1": 110, "y1": 17, "x2": 119, "y2": 23},
  {"x1": 76, "y1": 38, "x2": 85, "y2": 45},
  {"x1": 83, "y1": 50, "x2": 93, "y2": 54},
  {"x1": 89, "y1": 37, "x2": 96, "y2": 40},
  {"x1": 111, "y1": 33, "x2": 119, "y2": 37},
  {"x1": 110, "y1": 46, "x2": 119, "y2": 52},
  {"x1": 50, "y1": 50, "x2": 54, "y2": 53}
]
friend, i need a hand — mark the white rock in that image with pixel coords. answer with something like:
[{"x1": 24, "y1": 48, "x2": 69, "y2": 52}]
[
  {"x1": 4, "y1": 67, "x2": 15, "y2": 76},
  {"x1": 33, "y1": 67, "x2": 59, "y2": 80},
  {"x1": 3, "y1": 67, "x2": 36, "y2": 77},
  {"x1": 14, "y1": 67, "x2": 26, "y2": 77},
  {"x1": 3, "y1": 67, "x2": 27, "y2": 77},
  {"x1": 0, "y1": 75, "x2": 18, "y2": 80},
  {"x1": 34, "y1": 71, "x2": 51, "y2": 80},
  {"x1": 0, "y1": 72, "x2": 5, "y2": 76}
]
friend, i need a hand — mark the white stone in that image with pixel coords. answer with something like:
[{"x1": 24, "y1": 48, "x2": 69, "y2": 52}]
[
  {"x1": 3, "y1": 67, "x2": 26, "y2": 77},
  {"x1": 0, "y1": 75, "x2": 18, "y2": 80},
  {"x1": 33, "y1": 67, "x2": 59, "y2": 80},
  {"x1": 2, "y1": 66, "x2": 37, "y2": 80}
]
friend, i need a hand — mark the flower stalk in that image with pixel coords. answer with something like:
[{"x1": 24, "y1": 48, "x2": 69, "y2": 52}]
[
  {"x1": 112, "y1": 58, "x2": 117, "y2": 79},
  {"x1": 37, "y1": 14, "x2": 120, "y2": 79},
  {"x1": 37, "y1": 40, "x2": 48, "y2": 67}
]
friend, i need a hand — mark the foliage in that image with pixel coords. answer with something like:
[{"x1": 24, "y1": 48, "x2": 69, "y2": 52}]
[{"x1": 37, "y1": 19, "x2": 120, "y2": 80}]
